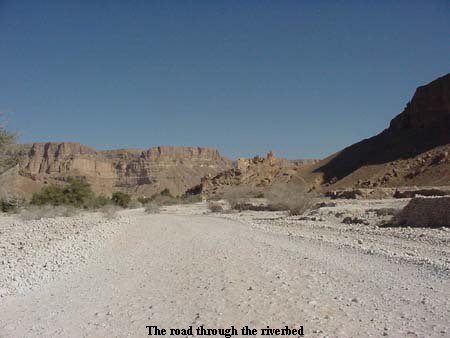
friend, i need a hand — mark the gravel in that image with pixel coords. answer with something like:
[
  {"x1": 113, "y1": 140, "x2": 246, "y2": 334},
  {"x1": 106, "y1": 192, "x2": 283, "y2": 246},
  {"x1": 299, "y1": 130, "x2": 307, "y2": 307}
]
[
  {"x1": 220, "y1": 198, "x2": 450, "y2": 271},
  {"x1": 0, "y1": 211, "x2": 130, "y2": 299},
  {"x1": 0, "y1": 201, "x2": 449, "y2": 337}
]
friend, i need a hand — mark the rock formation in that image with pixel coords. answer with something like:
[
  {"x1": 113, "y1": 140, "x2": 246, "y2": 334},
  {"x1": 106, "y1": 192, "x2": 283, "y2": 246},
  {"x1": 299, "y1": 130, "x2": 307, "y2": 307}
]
[
  {"x1": 307, "y1": 73, "x2": 450, "y2": 189},
  {"x1": 0, "y1": 143, "x2": 231, "y2": 199},
  {"x1": 186, "y1": 152, "x2": 317, "y2": 196}
]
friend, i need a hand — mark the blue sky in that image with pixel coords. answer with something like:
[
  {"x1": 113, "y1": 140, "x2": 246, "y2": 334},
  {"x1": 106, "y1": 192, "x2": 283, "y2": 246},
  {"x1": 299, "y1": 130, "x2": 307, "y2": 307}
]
[{"x1": 1, "y1": 1, "x2": 449, "y2": 159}]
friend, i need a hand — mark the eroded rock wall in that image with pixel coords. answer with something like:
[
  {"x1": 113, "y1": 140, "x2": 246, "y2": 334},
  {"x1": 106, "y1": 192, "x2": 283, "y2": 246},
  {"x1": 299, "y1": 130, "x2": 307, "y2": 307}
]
[{"x1": 1, "y1": 143, "x2": 232, "y2": 199}]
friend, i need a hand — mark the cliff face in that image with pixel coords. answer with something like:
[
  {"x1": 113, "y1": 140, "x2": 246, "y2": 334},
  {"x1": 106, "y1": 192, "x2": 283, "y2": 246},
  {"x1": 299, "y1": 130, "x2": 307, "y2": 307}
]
[
  {"x1": 308, "y1": 73, "x2": 450, "y2": 189},
  {"x1": 389, "y1": 74, "x2": 450, "y2": 131},
  {"x1": 1, "y1": 143, "x2": 232, "y2": 199}
]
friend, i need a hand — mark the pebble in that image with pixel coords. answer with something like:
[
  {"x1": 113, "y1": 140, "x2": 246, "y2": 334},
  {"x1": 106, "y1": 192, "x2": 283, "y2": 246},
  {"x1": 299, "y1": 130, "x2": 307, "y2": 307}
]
[{"x1": 0, "y1": 213, "x2": 128, "y2": 299}]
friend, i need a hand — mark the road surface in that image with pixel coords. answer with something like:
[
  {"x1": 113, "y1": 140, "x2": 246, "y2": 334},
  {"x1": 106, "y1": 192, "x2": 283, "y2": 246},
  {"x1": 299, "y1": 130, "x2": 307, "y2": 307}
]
[{"x1": 1, "y1": 212, "x2": 449, "y2": 337}]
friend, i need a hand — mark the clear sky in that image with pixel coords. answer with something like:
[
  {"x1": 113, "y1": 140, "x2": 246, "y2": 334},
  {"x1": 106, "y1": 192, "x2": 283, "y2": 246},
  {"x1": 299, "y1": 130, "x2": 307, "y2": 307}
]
[{"x1": 1, "y1": 1, "x2": 449, "y2": 159}]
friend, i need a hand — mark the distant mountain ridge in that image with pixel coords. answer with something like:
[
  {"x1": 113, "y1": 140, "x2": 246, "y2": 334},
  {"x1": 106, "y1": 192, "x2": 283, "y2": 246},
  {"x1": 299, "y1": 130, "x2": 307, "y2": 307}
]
[
  {"x1": 0, "y1": 143, "x2": 317, "y2": 199},
  {"x1": 0, "y1": 143, "x2": 232, "y2": 199},
  {"x1": 2, "y1": 73, "x2": 449, "y2": 200}
]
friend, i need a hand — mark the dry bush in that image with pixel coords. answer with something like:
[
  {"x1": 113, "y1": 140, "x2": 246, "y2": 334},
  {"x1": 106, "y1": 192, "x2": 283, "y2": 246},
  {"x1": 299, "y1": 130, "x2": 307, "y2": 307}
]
[
  {"x1": 127, "y1": 200, "x2": 143, "y2": 209},
  {"x1": 221, "y1": 186, "x2": 263, "y2": 210},
  {"x1": 19, "y1": 205, "x2": 80, "y2": 220},
  {"x1": 265, "y1": 179, "x2": 315, "y2": 216},
  {"x1": 145, "y1": 203, "x2": 161, "y2": 214},
  {"x1": 389, "y1": 197, "x2": 450, "y2": 227},
  {"x1": 179, "y1": 194, "x2": 202, "y2": 204},
  {"x1": 139, "y1": 191, "x2": 201, "y2": 208},
  {"x1": 99, "y1": 205, "x2": 121, "y2": 219},
  {"x1": 207, "y1": 201, "x2": 223, "y2": 213},
  {"x1": 367, "y1": 208, "x2": 397, "y2": 217},
  {"x1": 111, "y1": 191, "x2": 131, "y2": 208},
  {"x1": 150, "y1": 195, "x2": 179, "y2": 206}
]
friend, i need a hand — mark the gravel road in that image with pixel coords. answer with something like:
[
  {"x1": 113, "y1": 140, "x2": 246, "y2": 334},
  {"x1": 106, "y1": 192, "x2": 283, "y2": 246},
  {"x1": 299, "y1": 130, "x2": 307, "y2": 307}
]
[{"x1": 1, "y1": 207, "x2": 449, "y2": 338}]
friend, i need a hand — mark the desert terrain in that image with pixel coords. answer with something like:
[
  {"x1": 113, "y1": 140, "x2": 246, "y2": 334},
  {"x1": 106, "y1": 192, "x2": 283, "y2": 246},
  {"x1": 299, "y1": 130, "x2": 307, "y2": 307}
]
[
  {"x1": 1, "y1": 1, "x2": 449, "y2": 337},
  {"x1": 0, "y1": 65, "x2": 449, "y2": 338},
  {"x1": 0, "y1": 199, "x2": 449, "y2": 338}
]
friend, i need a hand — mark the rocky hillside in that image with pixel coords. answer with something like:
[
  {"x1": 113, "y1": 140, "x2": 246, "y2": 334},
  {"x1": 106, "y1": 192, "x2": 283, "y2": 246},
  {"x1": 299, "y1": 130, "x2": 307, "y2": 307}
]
[
  {"x1": 186, "y1": 152, "x2": 318, "y2": 196},
  {"x1": 0, "y1": 143, "x2": 232, "y2": 199},
  {"x1": 305, "y1": 73, "x2": 450, "y2": 190}
]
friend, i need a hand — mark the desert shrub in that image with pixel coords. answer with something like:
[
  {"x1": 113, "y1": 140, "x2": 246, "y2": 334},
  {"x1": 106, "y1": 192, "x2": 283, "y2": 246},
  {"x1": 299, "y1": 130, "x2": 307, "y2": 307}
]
[
  {"x1": 138, "y1": 190, "x2": 202, "y2": 207},
  {"x1": 111, "y1": 191, "x2": 132, "y2": 208},
  {"x1": 143, "y1": 189, "x2": 201, "y2": 206},
  {"x1": 218, "y1": 184, "x2": 314, "y2": 215},
  {"x1": 0, "y1": 123, "x2": 15, "y2": 147},
  {"x1": 31, "y1": 185, "x2": 65, "y2": 206},
  {"x1": 137, "y1": 190, "x2": 176, "y2": 206},
  {"x1": 230, "y1": 202, "x2": 286, "y2": 212},
  {"x1": 367, "y1": 208, "x2": 397, "y2": 217},
  {"x1": 30, "y1": 178, "x2": 94, "y2": 208},
  {"x1": 63, "y1": 177, "x2": 94, "y2": 206},
  {"x1": 128, "y1": 200, "x2": 143, "y2": 209},
  {"x1": 389, "y1": 197, "x2": 450, "y2": 227},
  {"x1": 145, "y1": 203, "x2": 160, "y2": 214},
  {"x1": 19, "y1": 205, "x2": 79, "y2": 220},
  {"x1": 0, "y1": 199, "x2": 20, "y2": 213},
  {"x1": 207, "y1": 201, "x2": 223, "y2": 213},
  {"x1": 265, "y1": 180, "x2": 315, "y2": 216},
  {"x1": 314, "y1": 202, "x2": 337, "y2": 209},
  {"x1": 342, "y1": 216, "x2": 369, "y2": 225},
  {"x1": 150, "y1": 194, "x2": 179, "y2": 206},
  {"x1": 88, "y1": 195, "x2": 111, "y2": 209},
  {"x1": 137, "y1": 196, "x2": 151, "y2": 204},
  {"x1": 222, "y1": 186, "x2": 263, "y2": 209},
  {"x1": 159, "y1": 188, "x2": 174, "y2": 198},
  {"x1": 0, "y1": 122, "x2": 18, "y2": 173},
  {"x1": 179, "y1": 194, "x2": 202, "y2": 204},
  {"x1": 99, "y1": 205, "x2": 120, "y2": 219}
]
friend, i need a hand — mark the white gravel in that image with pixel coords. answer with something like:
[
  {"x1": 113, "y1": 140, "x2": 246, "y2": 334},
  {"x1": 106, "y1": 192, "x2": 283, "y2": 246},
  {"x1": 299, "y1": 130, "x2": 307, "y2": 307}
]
[
  {"x1": 0, "y1": 211, "x2": 130, "y2": 299},
  {"x1": 0, "y1": 202, "x2": 449, "y2": 338}
]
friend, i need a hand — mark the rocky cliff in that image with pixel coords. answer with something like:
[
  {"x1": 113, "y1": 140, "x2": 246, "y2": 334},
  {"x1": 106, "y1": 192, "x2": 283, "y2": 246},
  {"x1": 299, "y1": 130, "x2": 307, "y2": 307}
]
[
  {"x1": 186, "y1": 152, "x2": 318, "y2": 196},
  {"x1": 0, "y1": 143, "x2": 232, "y2": 199},
  {"x1": 307, "y1": 73, "x2": 450, "y2": 189}
]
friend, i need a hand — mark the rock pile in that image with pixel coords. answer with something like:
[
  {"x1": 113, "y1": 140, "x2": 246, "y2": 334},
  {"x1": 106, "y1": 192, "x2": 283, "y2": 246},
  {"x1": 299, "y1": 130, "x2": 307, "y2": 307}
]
[{"x1": 391, "y1": 197, "x2": 450, "y2": 227}]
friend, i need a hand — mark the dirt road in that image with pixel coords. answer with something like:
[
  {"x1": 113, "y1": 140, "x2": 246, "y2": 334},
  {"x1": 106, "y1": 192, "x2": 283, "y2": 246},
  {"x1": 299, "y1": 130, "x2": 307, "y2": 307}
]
[{"x1": 1, "y1": 211, "x2": 449, "y2": 337}]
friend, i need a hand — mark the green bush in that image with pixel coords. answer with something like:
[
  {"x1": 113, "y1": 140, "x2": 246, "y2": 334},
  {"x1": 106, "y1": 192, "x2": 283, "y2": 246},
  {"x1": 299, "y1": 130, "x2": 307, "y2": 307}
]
[
  {"x1": 137, "y1": 196, "x2": 151, "y2": 204},
  {"x1": 159, "y1": 188, "x2": 174, "y2": 198},
  {"x1": 30, "y1": 178, "x2": 94, "y2": 208},
  {"x1": 31, "y1": 185, "x2": 66, "y2": 206},
  {"x1": 180, "y1": 194, "x2": 202, "y2": 204},
  {"x1": 136, "y1": 189, "x2": 203, "y2": 208},
  {"x1": 111, "y1": 191, "x2": 131, "y2": 208},
  {"x1": 0, "y1": 199, "x2": 20, "y2": 213},
  {"x1": 0, "y1": 122, "x2": 18, "y2": 174},
  {"x1": 89, "y1": 195, "x2": 111, "y2": 209},
  {"x1": 62, "y1": 177, "x2": 94, "y2": 206}
]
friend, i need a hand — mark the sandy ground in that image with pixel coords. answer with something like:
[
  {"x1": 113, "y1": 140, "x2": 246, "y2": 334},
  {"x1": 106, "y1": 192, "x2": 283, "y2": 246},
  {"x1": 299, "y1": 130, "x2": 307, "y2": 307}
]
[{"x1": 0, "y1": 201, "x2": 449, "y2": 338}]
